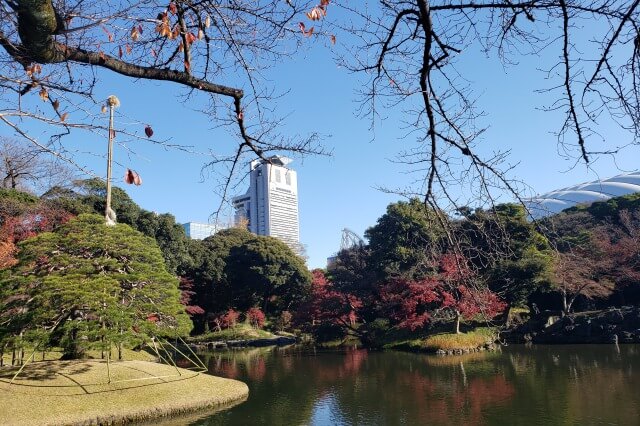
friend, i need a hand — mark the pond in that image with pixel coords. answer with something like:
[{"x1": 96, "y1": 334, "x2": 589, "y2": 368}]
[{"x1": 160, "y1": 344, "x2": 640, "y2": 425}]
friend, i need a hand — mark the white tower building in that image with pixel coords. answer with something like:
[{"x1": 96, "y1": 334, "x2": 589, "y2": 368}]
[{"x1": 232, "y1": 156, "x2": 302, "y2": 255}]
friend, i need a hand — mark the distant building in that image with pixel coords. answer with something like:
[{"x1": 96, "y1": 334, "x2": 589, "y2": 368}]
[
  {"x1": 326, "y1": 255, "x2": 338, "y2": 270},
  {"x1": 182, "y1": 222, "x2": 219, "y2": 240},
  {"x1": 232, "y1": 156, "x2": 302, "y2": 255},
  {"x1": 524, "y1": 171, "x2": 640, "y2": 219}
]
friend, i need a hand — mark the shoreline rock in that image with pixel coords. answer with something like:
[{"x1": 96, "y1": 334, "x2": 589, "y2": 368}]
[
  {"x1": 505, "y1": 306, "x2": 640, "y2": 344},
  {"x1": 434, "y1": 343, "x2": 497, "y2": 356}
]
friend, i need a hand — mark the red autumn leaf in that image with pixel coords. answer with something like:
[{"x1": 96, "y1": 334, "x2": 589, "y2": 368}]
[
  {"x1": 168, "y1": 2, "x2": 177, "y2": 15},
  {"x1": 298, "y1": 22, "x2": 314, "y2": 37},
  {"x1": 118, "y1": 46, "x2": 123, "y2": 58},
  {"x1": 101, "y1": 25, "x2": 113, "y2": 42},
  {"x1": 124, "y1": 169, "x2": 143, "y2": 186},
  {"x1": 144, "y1": 125, "x2": 154, "y2": 137},
  {"x1": 330, "y1": 34, "x2": 336, "y2": 45}
]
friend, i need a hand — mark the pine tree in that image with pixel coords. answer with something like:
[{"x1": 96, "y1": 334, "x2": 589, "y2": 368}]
[{"x1": 0, "y1": 214, "x2": 191, "y2": 359}]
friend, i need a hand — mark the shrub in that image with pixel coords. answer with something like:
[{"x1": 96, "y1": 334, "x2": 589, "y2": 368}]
[{"x1": 247, "y1": 307, "x2": 265, "y2": 329}]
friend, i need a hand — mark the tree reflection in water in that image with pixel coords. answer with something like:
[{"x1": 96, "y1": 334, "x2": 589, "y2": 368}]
[{"x1": 166, "y1": 345, "x2": 640, "y2": 425}]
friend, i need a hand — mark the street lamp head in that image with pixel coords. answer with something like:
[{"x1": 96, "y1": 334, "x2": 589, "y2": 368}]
[{"x1": 106, "y1": 95, "x2": 121, "y2": 108}]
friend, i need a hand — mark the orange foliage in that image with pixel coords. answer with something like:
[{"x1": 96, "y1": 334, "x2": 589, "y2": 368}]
[{"x1": 0, "y1": 240, "x2": 17, "y2": 269}]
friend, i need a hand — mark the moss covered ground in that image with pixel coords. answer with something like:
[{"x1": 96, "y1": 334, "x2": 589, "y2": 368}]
[{"x1": 0, "y1": 360, "x2": 248, "y2": 425}]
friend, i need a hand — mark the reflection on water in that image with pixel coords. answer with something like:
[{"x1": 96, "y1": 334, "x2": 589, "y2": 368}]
[{"x1": 163, "y1": 345, "x2": 640, "y2": 425}]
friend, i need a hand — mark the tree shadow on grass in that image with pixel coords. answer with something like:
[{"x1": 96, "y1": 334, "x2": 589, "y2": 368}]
[
  {"x1": 0, "y1": 360, "x2": 93, "y2": 383},
  {"x1": 0, "y1": 360, "x2": 203, "y2": 396}
]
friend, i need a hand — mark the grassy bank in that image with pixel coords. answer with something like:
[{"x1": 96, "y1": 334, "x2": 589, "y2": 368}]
[
  {"x1": 386, "y1": 327, "x2": 497, "y2": 353},
  {"x1": 187, "y1": 323, "x2": 277, "y2": 343},
  {"x1": 0, "y1": 359, "x2": 248, "y2": 426}
]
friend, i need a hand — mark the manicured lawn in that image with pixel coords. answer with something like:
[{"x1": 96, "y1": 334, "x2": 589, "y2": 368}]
[
  {"x1": 422, "y1": 327, "x2": 496, "y2": 351},
  {"x1": 0, "y1": 360, "x2": 248, "y2": 425},
  {"x1": 188, "y1": 323, "x2": 277, "y2": 343},
  {"x1": 386, "y1": 327, "x2": 497, "y2": 352}
]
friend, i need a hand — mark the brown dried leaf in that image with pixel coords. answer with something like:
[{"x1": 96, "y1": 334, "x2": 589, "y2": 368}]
[
  {"x1": 39, "y1": 87, "x2": 48, "y2": 101},
  {"x1": 306, "y1": 6, "x2": 326, "y2": 21},
  {"x1": 144, "y1": 125, "x2": 154, "y2": 137},
  {"x1": 60, "y1": 112, "x2": 68, "y2": 122}
]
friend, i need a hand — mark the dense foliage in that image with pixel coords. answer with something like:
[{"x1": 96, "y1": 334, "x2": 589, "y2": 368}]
[
  {"x1": 0, "y1": 214, "x2": 191, "y2": 359},
  {"x1": 184, "y1": 228, "x2": 312, "y2": 332}
]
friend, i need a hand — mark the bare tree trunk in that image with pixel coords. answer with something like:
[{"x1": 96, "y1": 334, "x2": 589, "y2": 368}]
[{"x1": 455, "y1": 312, "x2": 461, "y2": 334}]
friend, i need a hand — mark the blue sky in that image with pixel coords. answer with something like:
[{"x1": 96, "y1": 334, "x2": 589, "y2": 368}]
[{"x1": 5, "y1": 6, "x2": 639, "y2": 269}]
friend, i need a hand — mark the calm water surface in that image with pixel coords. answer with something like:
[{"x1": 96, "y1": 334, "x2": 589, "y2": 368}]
[{"x1": 165, "y1": 344, "x2": 640, "y2": 425}]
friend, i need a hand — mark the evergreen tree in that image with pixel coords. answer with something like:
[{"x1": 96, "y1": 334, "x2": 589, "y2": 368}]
[
  {"x1": 365, "y1": 198, "x2": 446, "y2": 280},
  {"x1": 0, "y1": 214, "x2": 191, "y2": 359},
  {"x1": 226, "y1": 236, "x2": 312, "y2": 314},
  {"x1": 459, "y1": 204, "x2": 554, "y2": 307}
]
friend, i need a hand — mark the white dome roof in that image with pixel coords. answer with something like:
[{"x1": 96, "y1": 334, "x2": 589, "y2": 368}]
[{"x1": 524, "y1": 171, "x2": 640, "y2": 219}]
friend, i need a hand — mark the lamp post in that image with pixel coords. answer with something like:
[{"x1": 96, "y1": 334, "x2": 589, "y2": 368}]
[{"x1": 105, "y1": 95, "x2": 120, "y2": 226}]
